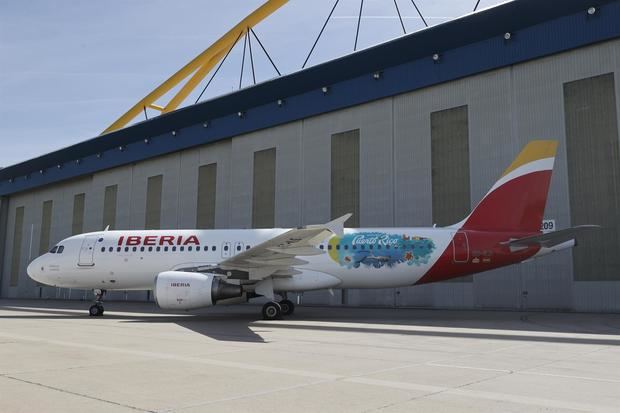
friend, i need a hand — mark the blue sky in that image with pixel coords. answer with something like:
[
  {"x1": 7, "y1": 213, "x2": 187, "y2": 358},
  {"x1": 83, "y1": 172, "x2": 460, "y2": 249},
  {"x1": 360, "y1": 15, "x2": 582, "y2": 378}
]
[{"x1": 0, "y1": 0, "x2": 507, "y2": 167}]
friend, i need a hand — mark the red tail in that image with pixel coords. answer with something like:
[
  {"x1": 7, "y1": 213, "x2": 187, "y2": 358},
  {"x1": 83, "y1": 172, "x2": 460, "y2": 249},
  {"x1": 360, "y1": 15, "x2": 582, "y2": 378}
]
[{"x1": 455, "y1": 140, "x2": 558, "y2": 233}]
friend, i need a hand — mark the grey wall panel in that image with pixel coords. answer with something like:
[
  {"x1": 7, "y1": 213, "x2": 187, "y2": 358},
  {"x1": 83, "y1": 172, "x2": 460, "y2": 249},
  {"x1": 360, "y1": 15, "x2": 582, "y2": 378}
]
[
  {"x1": 9, "y1": 206, "x2": 24, "y2": 288},
  {"x1": 102, "y1": 185, "x2": 118, "y2": 230},
  {"x1": 252, "y1": 148, "x2": 276, "y2": 229},
  {"x1": 0, "y1": 197, "x2": 9, "y2": 296},
  {"x1": 178, "y1": 149, "x2": 200, "y2": 229},
  {"x1": 39, "y1": 200, "x2": 53, "y2": 255},
  {"x1": 91, "y1": 166, "x2": 133, "y2": 232},
  {"x1": 196, "y1": 164, "x2": 217, "y2": 229},
  {"x1": 564, "y1": 73, "x2": 620, "y2": 282},
  {"x1": 198, "y1": 141, "x2": 232, "y2": 229},
  {"x1": 431, "y1": 105, "x2": 471, "y2": 227},
  {"x1": 331, "y1": 129, "x2": 360, "y2": 228},
  {"x1": 72, "y1": 193, "x2": 85, "y2": 235},
  {"x1": 130, "y1": 153, "x2": 179, "y2": 230},
  {"x1": 145, "y1": 175, "x2": 163, "y2": 230},
  {"x1": 230, "y1": 122, "x2": 302, "y2": 229}
]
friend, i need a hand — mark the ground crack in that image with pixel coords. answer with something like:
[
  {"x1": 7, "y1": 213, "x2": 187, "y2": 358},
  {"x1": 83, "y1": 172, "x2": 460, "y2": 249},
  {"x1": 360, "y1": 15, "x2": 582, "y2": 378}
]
[{"x1": 1, "y1": 374, "x2": 154, "y2": 412}]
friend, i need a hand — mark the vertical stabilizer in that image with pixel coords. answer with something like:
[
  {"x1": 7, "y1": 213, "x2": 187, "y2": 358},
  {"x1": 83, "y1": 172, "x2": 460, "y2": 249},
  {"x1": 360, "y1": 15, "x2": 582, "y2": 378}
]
[{"x1": 454, "y1": 140, "x2": 558, "y2": 233}]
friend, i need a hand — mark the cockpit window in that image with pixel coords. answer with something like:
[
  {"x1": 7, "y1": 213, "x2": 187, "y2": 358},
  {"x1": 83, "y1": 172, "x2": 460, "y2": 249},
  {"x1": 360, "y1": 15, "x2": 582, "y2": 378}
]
[
  {"x1": 49, "y1": 246, "x2": 58, "y2": 254},
  {"x1": 57, "y1": 246, "x2": 64, "y2": 253}
]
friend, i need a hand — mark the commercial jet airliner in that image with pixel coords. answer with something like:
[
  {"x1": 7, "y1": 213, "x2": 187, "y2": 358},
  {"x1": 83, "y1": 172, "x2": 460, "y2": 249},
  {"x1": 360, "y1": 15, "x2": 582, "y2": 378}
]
[{"x1": 27, "y1": 141, "x2": 597, "y2": 319}]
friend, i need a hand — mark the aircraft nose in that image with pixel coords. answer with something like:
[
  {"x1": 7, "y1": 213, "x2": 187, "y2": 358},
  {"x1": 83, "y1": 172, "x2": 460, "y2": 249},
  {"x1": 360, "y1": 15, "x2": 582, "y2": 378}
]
[{"x1": 27, "y1": 257, "x2": 44, "y2": 284}]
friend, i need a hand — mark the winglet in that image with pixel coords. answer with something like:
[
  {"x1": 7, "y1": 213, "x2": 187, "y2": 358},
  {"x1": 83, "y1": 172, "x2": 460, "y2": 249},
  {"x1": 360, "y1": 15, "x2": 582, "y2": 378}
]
[
  {"x1": 307, "y1": 213, "x2": 352, "y2": 237},
  {"x1": 323, "y1": 213, "x2": 352, "y2": 237}
]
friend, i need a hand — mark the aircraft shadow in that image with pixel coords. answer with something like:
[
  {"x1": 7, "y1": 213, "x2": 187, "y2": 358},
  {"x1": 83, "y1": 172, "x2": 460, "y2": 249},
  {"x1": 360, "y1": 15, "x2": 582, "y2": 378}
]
[{"x1": 1, "y1": 300, "x2": 620, "y2": 346}]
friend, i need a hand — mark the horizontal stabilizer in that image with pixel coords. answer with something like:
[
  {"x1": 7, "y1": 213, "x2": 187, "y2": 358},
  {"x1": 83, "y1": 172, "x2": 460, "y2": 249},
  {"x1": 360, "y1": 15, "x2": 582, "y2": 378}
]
[{"x1": 506, "y1": 225, "x2": 600, "y2": 248}]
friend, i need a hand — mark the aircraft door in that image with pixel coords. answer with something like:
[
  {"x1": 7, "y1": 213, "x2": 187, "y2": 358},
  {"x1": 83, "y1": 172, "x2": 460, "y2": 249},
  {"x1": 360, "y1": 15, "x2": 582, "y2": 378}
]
[
  {"x1": 78, "y1": 235, "x2": 99, "y2": 266},
  {"x1": 452, "y1": 232, "x2": 469, "y2": 263},
  {"x1": 222, "y1": 242, "x2": 232, "y2": 258}
]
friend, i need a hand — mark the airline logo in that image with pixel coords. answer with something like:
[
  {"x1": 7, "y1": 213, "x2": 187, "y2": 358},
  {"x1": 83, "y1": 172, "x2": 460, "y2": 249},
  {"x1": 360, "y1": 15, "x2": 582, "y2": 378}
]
[{"x1": 117, "y1": 235, "x2": 200, "y2": 246}]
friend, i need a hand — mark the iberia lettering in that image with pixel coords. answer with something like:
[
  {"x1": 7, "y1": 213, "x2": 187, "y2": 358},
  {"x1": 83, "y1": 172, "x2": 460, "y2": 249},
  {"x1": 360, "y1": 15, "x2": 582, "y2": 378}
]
[
  {"x1": 117, "y1": 235, "x2": 200, "y2": 246},
  {"x1": 171, "y1": 282, "x2": 190, "y2": 287}
]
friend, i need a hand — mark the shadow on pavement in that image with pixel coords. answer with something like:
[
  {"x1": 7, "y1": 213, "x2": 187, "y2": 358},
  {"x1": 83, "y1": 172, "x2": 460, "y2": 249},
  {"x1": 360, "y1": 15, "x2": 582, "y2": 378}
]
[{"x1": 1, "y1": 299, "x2": 620, "y2": 346}]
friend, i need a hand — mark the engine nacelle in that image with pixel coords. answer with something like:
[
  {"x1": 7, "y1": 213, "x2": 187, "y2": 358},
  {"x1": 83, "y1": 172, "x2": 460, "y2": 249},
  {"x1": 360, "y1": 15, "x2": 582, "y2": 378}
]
[{"x1": 154, "y1": 271, "x2": 243, "y2": 310}]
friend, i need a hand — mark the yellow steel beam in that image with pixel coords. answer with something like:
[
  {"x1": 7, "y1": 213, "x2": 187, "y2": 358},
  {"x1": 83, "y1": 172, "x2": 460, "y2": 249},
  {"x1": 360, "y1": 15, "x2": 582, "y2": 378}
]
[
  {"x1": 102, "y1": 0, "x2": 288, "y2": 135},
  {"x1": 162, "y1": 47, "x2": 229, "y2": 114}
]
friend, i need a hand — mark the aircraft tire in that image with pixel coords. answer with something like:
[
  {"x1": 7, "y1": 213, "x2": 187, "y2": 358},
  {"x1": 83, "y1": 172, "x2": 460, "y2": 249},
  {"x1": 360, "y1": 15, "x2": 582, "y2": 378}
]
[
  {"x1": 279, "y1": 299, "x2": 295, "y2": 316},
  {"x1": 262, "y1": 302, "x2": 282, "y2": 320},
  {"x1": 89, "y1": 304, "x2": 104, "y2": 317}
]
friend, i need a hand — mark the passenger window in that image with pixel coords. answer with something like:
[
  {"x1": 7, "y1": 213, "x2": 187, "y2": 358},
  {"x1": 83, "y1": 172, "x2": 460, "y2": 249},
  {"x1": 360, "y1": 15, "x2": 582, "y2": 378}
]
[
  {"x1": 108, "y1": 247, "x2": 113, "y2": 252},
  {"x1": 140, "y1": 247, "x2": 145, "y2": 252},
  {"x1": 49, "y1": 246, "x2": 58, "y2": 254},
  {"x1": 57, "y1": 246, "x2": 64, "y2": 253},
  {"x1": 344, "y1": 245, "x2": 349, "y2": 250},
  {"x1": 336, "y1": 245, "x2": 340, "y2": 250},
  {"x1": 188, "y1": 246, "x2": 192, "y2": 252},
  {"x1": 100, "y1": 247, "x2": 105, "y2": 252},
  {"x1": 164, "y1": 246, "x2": 169, "y2": 252},
  {"x1": 247, "y1": 245, "x2": 251, "y2": 249},
  {"x1": 236, "y1": 245, "x2": 241, "y2": 251},
  {"x1": 125, "y1": 247, "x2": 129, "y2": 252},
  {"x1": 172, "y1": 246, "x2": 177, "y2": 252},
  {"x1": 148, "y1": 247, "x2": 153, "y2": 252},
  {"x1": 117, "y1": 247, "x2": 121, "y2": 252},
  {"x1": 132, "y1": 247, "x2": 137, "y2": 252},
  {"x1": 224, "y1": 245, "x2": 229, "y2": 251},
  {"x1": 212, "y1": 246, "x2": 216, "y2": 251},
  {"x1": 328, "y1": 245, "x2": 332, "y2": 250},
  {"x1": 156, "y1": 246, "x2": 161, "y2": 252},
  {"x1": 180, "y1": 246, "x2": 184, "y2": 252}
]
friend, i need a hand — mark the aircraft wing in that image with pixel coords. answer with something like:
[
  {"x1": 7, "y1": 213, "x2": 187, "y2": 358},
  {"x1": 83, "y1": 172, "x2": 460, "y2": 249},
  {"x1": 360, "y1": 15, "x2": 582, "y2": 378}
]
[
  {"x1": 213, "y1": 214, "x2": 351, "y2": 281},
  {"x1": 506, "y1": 225, "x2": 600, "y2": 248}
]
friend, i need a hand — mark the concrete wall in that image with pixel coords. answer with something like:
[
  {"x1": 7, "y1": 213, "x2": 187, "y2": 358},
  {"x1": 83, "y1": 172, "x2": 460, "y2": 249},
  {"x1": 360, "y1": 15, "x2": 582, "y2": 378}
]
[{"x1": 2, "y1": 39, "x2": 619, "y2": 311}]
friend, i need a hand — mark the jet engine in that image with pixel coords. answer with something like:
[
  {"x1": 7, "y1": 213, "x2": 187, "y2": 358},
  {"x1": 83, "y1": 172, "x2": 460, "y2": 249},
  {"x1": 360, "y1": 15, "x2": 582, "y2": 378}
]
[{"x1": 154, "y1": 271, "x2": 242, "y2": 310}]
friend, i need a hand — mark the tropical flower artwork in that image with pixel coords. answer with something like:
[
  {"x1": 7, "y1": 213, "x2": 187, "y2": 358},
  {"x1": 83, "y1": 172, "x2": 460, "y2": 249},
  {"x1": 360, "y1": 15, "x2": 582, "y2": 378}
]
[{"x1": 328, "y1": 232, "x2": 436, "y2": 269}]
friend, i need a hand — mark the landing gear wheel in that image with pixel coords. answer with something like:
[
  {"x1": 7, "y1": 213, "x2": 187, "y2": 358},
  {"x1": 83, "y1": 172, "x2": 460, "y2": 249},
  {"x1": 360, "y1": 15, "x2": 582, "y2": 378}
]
[
  {"x1": 89, "y1": 304, "x2": 104, "y2": 317},
  {"x1": 262, "y1": 302, "x2": 282, "y2": 320},
  {"x1": 89, "y1": 289, "x2": 106, "y2": 317},
  {"x1": 279, "y1": 299, "x2": 295, "y2": 316}
]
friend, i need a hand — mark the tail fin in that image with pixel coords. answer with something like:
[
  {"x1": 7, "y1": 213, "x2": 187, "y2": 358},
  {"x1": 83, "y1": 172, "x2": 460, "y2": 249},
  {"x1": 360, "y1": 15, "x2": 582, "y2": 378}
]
[{"x1": 454, "y1": 140, "x2": 559, "y2": 233}]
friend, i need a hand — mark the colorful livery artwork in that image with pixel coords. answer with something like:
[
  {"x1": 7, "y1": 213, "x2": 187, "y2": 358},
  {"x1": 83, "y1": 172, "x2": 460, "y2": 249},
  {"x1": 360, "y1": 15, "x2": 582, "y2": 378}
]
[{"x1": 328, "y1": 232, "x2": 436, "y2": 269}]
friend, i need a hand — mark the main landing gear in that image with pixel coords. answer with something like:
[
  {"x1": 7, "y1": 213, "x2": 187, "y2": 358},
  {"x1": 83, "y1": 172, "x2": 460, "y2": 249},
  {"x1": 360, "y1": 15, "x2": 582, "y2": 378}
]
[
  {"x1": 89, "y1": 289, "x2": 106, "y2": 317},
  {"x1": 261, "y1": 298, "x2": 295, "y2": 320}
]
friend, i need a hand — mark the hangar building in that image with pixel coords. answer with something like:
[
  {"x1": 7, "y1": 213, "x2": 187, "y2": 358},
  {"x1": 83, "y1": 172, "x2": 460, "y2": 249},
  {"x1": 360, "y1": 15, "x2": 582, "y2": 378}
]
[{"x1": 1, "y1": 0, "x2": 619, "y2": 311}]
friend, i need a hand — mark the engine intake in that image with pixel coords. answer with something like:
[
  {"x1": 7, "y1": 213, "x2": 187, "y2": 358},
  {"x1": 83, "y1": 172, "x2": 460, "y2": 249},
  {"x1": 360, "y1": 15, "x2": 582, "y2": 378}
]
[{"x1": 154, "y1": 271, "x2": 242, "y2": 310}]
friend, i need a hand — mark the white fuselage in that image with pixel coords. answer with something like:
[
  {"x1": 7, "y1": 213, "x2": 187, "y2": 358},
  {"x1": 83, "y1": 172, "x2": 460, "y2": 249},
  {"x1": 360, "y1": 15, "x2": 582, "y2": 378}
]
[{"x1": 27, "y1": 228, "x2": 456, "y2": 291}]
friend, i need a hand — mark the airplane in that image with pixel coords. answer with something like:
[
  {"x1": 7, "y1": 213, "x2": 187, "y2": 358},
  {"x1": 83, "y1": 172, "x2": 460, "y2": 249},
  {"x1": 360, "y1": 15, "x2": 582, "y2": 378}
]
[{"x1": 27, "y1": 140, "x2": 598, "y2": 319}]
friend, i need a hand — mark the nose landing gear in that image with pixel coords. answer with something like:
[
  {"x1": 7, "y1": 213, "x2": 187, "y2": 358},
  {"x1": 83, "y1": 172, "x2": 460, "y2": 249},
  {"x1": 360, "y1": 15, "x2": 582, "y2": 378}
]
[{"x1": 89, "y1": 289, "x2": 106, "y2": 317}]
